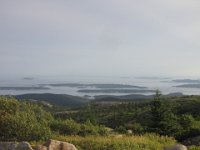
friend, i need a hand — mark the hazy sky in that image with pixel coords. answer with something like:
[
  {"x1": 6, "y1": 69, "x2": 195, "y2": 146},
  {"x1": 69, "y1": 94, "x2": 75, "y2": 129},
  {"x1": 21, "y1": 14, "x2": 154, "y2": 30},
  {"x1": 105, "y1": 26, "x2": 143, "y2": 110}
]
[{"x1": 0, "y1": 0, "x2": 200, "y2": 78}]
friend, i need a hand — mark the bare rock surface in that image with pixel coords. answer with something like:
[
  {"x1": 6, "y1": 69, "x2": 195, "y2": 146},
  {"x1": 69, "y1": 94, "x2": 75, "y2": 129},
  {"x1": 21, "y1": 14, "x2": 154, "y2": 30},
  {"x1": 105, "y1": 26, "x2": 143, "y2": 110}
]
[
  {"x1": 0, "y1": 142, "x2": 33, "y2": 150},
  {"x1": 36, "y1": 139, "x2": 77, "y2": 150},
  {"x1": 164, "y1": 144, "x2": 187, "y2": 150}
]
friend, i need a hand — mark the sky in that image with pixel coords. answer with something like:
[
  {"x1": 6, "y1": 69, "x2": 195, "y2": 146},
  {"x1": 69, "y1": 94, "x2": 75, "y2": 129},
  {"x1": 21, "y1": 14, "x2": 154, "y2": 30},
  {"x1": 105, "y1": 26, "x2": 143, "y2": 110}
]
[{"x1": 0, "y1": 0, "x2": 200, "y2": 78}]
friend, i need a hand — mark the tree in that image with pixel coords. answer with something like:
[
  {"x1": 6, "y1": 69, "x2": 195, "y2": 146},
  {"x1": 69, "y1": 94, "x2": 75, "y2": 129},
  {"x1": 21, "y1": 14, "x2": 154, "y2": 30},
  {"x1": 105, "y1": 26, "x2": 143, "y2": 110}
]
[
  {"x1": 150, "y1": 90, "x2": 181, "y2": 137},
  {"x1": 150, "y1": 90, "x2": 163, "y2": 132}
]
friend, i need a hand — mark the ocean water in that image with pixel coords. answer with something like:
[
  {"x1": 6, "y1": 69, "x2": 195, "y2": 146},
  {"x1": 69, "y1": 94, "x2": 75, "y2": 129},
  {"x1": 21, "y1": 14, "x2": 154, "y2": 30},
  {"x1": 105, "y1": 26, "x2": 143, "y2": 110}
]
[{"x1": 0, "y1": 75, "x2": 199, "y2": 97}]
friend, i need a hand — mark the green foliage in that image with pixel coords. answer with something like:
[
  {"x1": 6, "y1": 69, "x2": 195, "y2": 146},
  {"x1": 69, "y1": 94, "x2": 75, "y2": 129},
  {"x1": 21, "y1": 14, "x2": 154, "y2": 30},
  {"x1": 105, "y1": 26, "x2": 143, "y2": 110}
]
[
  {"x1": 115, "y1": 126, "x2": 128, "y2": 134},
  {"x1": 2, "y1": 93, "x2": 200, "y2": 149},
  {"x1": 51, "y1": 119, "x2": 81, "y2": 135},
  {"x1": 180, "y1": 114, "x2": 195, "y2": 130},
  {"x1": 64, "y1": 93, "x2": 200, "y2": 142},
  {"x1": 177, "y1": 114, "x2": 200, "y2": 140},
  {"x1": 0, "y1": 96, "x2": 53, "y2": 141},
  {"x1": 189, "y1": 146, "x2": 200, "y2": 150},
  {"x1": 150, "y1": 91, "x2": 182, "y2": 137},
  {"x1": 125, "y1": 123, "x2": 146, "y2": 135},
  {"x1": 51, "y1": 119, "x2": 108, "y2": 136}
]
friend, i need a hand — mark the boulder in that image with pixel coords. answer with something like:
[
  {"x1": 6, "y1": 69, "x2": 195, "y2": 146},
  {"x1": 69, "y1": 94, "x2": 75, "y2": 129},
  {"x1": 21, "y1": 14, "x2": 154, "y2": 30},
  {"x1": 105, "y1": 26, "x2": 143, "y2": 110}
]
[
  {"x1": 164, "y1": 144, "x2": 187, "y2": 150},
  {"x1": 105, "y1": 127, "x2": 114, "y2": 133},
  {"x1": 0, "y1": 142, "x2": 33, "y2": 150},
  {"x1": 36, "y1": 139, "x2": 77, "y2": 150},
  {"x1": 127, "y1": 130, "x2": 133, "y2": 134}
]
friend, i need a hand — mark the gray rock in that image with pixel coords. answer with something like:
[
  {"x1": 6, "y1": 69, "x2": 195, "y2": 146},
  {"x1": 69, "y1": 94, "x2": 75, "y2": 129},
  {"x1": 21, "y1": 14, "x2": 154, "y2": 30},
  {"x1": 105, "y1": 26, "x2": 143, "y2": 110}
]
[
  {"x1": 127, "y1": 130, "x2": 133, "y2": 134},
  {"x1": 36, "y1": 139, "x2": 77, "y2": 150},
  {"x1": 164, "y1": 144, "x2": 187, "y2": 150},
  {"x1": 0, "y1": 142, "x2": 33, "y2": 150}
]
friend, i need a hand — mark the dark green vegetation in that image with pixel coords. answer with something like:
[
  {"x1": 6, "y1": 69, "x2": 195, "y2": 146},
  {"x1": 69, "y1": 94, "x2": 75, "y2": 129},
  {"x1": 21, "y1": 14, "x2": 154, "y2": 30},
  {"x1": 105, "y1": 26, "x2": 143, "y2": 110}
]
[
  {"x1": 0, "y1": 96, "x2": 107, "y2": 142},
  {"x1": 51, "y1": 119, "x2": 107, "y2": 136},
  {"x1": 14, "y1": 92, "x2": 183, "y2": 108},
  {"x1": 0, "y1": 96, "x2": 52, "y2": 141},
  {"x1": 56, "y1": 91, "x2": 200, "y2": 142},
  {"x1": 94, "y1": 92, "x2": 183, "y2": 100},
  {"x1": 15, "y1": 93, "x2": 88, "y2": 107},
  {"x1": 1, "y1": 93, "x2": 200, "y2": 149}
]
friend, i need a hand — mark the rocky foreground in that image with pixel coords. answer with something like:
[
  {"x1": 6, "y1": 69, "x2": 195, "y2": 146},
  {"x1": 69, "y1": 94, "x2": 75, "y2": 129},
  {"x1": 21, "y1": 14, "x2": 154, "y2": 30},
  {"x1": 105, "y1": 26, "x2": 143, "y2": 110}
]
[
  {"x1": 0, "y1": 139, "x2": 188, "y2": 150},
  {"x1": 0, "y1": 139, "x2": 77, "y2": 150}
]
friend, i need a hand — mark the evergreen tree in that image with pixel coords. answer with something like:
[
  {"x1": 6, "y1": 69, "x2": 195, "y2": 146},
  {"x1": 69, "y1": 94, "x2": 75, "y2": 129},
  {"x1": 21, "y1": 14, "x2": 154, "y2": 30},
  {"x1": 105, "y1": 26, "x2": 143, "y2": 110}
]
[{"x1": 150, "y1": 90, "x2": 181, "y2": 137}]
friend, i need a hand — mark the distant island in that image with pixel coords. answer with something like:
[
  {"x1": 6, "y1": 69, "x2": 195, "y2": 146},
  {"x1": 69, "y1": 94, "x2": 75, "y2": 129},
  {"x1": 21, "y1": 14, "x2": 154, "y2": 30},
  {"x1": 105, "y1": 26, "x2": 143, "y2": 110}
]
[
  {"x1": 78, "y1": 89, "x2": 155, "y2": 93},
  {"x1": 22, "y1": 77, "x2": 34, "y2": 80},
  {"x1": 0, "y1": 86, "x2": 50, "y2": 90},
  {"x1": 174, "y1": 84, "x2": 200, "y2": 88},
  {"x1": 40, "y1": 83, "x2": 147, "y2": 89},
  {"x1": 13, "y1": 92, "x2": 184, "y2": 107},
  {"x1": 94, "y1": 92, "x2": 184, "y2": 101},
  {"x1": 172, "y1": 79, "x2": 200, "y2": 83},
  {"x1": 135, "y1": 76, "x2": 169, "y2": 80}
]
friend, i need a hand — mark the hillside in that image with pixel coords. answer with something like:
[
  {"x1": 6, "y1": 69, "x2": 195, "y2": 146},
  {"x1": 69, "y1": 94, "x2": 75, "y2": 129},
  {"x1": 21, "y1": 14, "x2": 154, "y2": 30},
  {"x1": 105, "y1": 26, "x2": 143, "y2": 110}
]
[
  {"x1": 15, "y1": 93, "x2": 88, "y2": 107},
  {"x1": 0, "y1": 96, "x2": 200, "y2": 150},
  {"x1": 57, "y1": 94, "x2": 200, "y2": 143},
  {"x1": 94, "y1": 92, "x2": 183, "y2": 102}
]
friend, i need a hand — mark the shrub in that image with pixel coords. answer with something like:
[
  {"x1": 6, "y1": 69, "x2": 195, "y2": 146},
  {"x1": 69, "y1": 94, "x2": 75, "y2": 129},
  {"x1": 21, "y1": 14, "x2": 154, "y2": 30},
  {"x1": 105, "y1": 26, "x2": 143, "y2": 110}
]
[
  {"x1": 126, "y1": 123, "x2": 145, "y2": 135},
  {"x1": 51, "y1": 119, "x2": 108, "y2": 136},
  {"x1": 51, "y1": 119, "x2": 81, "y2": 135},
  {"x1": 0, "y1": 96, "x2": 52, "y2": 141},
  {"x1": 176, "y1": 115, "x2": 200, "y2": 141},
  {"x1": 115, "y1": 126, "x2": 128, "y2": 134}
]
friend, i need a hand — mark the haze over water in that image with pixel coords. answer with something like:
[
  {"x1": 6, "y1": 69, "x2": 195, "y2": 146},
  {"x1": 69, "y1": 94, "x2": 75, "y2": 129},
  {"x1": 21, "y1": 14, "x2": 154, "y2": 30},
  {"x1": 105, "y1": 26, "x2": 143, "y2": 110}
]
[{"x1": 0, "y1": 75, "x2": 200, "y2": 97}]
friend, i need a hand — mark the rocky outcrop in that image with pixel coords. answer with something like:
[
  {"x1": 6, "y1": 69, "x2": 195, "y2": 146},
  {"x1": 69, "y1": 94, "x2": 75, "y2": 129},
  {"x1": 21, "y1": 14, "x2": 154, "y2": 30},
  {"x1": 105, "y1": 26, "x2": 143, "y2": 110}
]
[
  {"x1": 0, "y1": 142, "x2": 33, "y2": 150},
  {"x1": 36, "y1": 139, "x2": 77, "y2": 150},
  {"x1": 164, "y1": 144, "x2": 187, "y2": 150},
  {"x1": 0, "y1": 140, "x2": 77, "y2": 150}
]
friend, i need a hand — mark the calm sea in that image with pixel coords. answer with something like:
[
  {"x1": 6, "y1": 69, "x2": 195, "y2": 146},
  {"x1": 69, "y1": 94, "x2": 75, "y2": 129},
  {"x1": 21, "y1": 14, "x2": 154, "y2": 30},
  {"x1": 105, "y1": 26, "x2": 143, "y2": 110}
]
[{"x1": 0, "y1": 75, "x2": 199, "y2": 97}]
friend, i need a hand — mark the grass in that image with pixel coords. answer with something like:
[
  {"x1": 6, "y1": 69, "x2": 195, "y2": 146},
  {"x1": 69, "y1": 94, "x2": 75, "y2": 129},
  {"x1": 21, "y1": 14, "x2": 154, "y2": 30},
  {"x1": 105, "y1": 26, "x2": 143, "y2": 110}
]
[
  {"x1": 189, "y1": 146, "x2": 200, "y2": 150},
  {"x1": 31, "y1": 134, "x2": 200, "y2": 150},
  {"x1": 50, "y1": 134, "x2": 176, "y2": 150}
]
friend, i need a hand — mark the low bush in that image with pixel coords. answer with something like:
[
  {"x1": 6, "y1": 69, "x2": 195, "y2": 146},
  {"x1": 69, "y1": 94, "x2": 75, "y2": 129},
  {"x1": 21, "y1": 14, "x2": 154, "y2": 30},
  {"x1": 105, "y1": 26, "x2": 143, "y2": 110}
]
[
  {"x1": 51, "y1": 119, "x2": 108, "y2": 136},
  {"x1": 0, "y1": 96, "x2": 53, "y2": 141}
]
